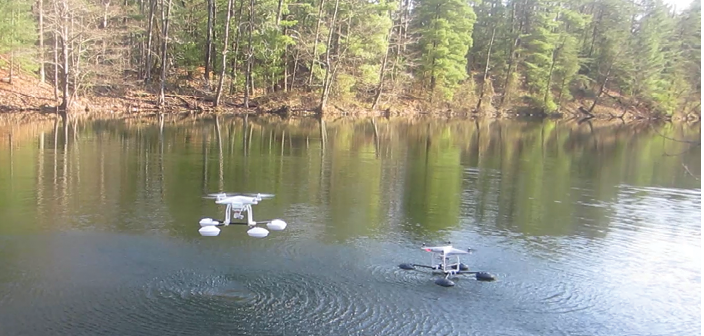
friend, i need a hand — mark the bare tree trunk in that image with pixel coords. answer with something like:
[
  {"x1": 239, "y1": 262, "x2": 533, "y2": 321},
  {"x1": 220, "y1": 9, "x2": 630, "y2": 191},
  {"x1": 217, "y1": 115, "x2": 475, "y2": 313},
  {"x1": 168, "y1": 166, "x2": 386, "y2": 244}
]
[
  {"x1": 214, "y1": 0, "x2": 234, "y2": 107},
  {"x1": 543, "y1": 44, "x2": 558, "y2": 109},
  {"x1": 290, "y1": 48, "x2": 300, "y2": 91},
  {"x1": 587, "y1": 60, "x2": 614, "y2": 114},
  {"x1": 9, "y1": 51, "x2": 13, "y2": 85},
  {"x1": 158, "y1": 0, "x2": 172, "y2": 107},
  {"x1": 244, "y1": 0, "x2": 254, "y2": 108},
  {"x1": 372, "y1": 13, "x2": 393, "y2": 110},
  {"x1": 54, "y1": 0, "x2": 72, "y2": 116},
  {"x1": 145, "y1": 0, "x2": 155, "y2": 82},
  {"x1": 72, "y1": 27, "x2": 82, "y2": 103},
  {"x1": 400, "y1": 0, "x2": 409, "y2": 55},
  {"x1": 39, "y1": 0, "x2": 45, "y2": 83},
  {"x1": 276, "y1": 0, "x2": 283, "y2": 25},
  {"x1": 228, "y1": 0, "x2": 245, "y2": 95},
  {"x1": 308, "y1": 0, "x2": 325, "y2": 86},
  {"x1": 389, "y1": 0, "x2": 408, "y2": 84},
  {"x1": 53, "y1": 31, "x2": 59, "y2": 102},
  {"x1": 102, "y1": 0, "x2": 110, "y2": 28},
  {"x1": 282, "y1": 23, "x2": 289, "y2": 93},
  {"x1": 500, "y1": 1, "x2": 520, "y2": 108},
  {"x1": 205, "y1": 0, "x2": 215, "y2": 86},
  {"x1": 476, "y1": 27, "x2": 496, "y2": 111},
  {"x1": 60, "y1": 11, "x2": 70, "y2": 116},
  {"x1": 319, "y1": 0, "x2": 340, "y2": 113},
  {"x1": 70, "y1": 14, "x2": 83, "y2": 104}
]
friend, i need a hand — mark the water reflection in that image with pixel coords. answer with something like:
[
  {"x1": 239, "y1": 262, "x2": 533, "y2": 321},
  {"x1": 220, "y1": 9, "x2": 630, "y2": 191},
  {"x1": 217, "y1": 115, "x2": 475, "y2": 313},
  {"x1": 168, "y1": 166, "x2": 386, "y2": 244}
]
[
  {"x1": 0, "y1": 116, "x2": 700, "y2": 336},
  {"x1": 0, "y1": 116, "x2": 699, "y2": 242}
]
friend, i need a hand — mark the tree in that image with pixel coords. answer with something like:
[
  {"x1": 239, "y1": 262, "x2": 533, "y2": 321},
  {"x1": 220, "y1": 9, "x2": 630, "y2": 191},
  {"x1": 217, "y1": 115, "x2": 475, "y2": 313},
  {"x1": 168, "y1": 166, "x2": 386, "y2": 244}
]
[
  {"x1": 413, "y1": 0, "x2": 476, "y2": 101},
  {"x1": 318, "y1": 0, "x2": 339, "y2": 112},
  {"x1": 0, "y1": 0, "x2": 37, "y2": 84},
  {"x1": 244, "y1": 0, "x2": 254, "y2": 108},
  {"x1": 144, "y1": 0, "x2": 156, "y2": 83},
  {"x1": 38, "y1": 0, "x2": 45, "y2": 83},
  {"x1": 158, "y1": 0, "x2": 172, "y2": 107},
  {"x1": 624, "y1": 0, "x2": 674, "y2": 107},
  {"x1": 669, "y1": 0, "x2": 701, "y2": 116},
  {"x1": 204, "y1": 0, "x2": 215, "y2": 87},
  {"x1": 214, "y1": 0, "x2": 234, "y2": 107},
  {"x1": 0, "y1": 0, "x2": 698, "y2": 116}
]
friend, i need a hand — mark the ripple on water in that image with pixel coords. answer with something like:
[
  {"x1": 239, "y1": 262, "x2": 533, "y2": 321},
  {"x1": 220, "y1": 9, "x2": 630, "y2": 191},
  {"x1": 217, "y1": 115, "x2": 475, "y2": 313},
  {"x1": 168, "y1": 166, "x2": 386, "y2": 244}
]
[
  {"x1": 237, "y1": 255, "x2": 470, "y2": 336},
  {"x1": 133, "y1": 269, "x2": 258, "y2": 333}
]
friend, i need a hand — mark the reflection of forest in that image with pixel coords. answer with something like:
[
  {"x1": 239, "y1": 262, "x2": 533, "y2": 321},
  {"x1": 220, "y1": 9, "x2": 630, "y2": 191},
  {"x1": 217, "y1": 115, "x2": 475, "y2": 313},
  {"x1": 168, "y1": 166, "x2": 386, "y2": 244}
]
[{"x1": 0, "y1": 116, "x2": 700, "y2": 242}]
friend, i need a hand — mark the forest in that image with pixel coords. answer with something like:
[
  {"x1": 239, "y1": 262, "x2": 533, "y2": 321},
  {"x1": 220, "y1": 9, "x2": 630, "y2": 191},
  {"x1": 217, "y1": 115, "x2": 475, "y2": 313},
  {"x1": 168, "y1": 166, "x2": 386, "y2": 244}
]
[{"x1": 0, "y1": 0, "x2": 700, "y2": 118}]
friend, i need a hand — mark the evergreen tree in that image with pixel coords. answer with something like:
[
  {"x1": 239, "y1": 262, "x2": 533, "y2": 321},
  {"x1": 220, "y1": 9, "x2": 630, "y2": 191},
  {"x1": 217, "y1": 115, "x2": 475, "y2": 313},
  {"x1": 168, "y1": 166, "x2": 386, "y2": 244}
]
[
  {"x1": 664, "y1": 0, "x2": 701, "y2": 115},
  {"x1": 413, "y1": 0, "x2": 476, "y2": 101},
  {"x1": 624, "y1": 0, "x2": 674, "y2": 107},
  {"x1": 520, "y1": 0, "x2": 560, "y2": 109},
  {"x1": 0, "y1": 0, "x2": 698, "y2": 116}
]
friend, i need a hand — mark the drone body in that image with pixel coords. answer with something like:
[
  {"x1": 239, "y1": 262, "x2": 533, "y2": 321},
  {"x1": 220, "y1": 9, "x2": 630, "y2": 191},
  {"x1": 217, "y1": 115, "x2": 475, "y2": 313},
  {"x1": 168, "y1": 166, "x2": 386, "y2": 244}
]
[
  {"x1": 399, "y1": 243, "x2": 496, "y2": 287},
  {"x1": 198, "y1": 193, "x2": 287, "y2": 238}
]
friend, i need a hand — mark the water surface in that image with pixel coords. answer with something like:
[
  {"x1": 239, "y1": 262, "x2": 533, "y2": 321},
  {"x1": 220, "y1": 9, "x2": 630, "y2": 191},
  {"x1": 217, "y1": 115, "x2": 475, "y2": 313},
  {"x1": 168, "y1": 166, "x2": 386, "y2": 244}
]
[{"x1": 0, "y1": 116, "x2": 700, "y2": 335}]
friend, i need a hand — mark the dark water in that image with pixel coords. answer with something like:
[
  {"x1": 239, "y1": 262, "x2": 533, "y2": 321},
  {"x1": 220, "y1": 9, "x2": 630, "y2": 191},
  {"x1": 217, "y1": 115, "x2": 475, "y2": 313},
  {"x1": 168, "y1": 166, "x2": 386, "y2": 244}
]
[{"x1": 0, "y1": 116, "x2": 700, "y2": 336}]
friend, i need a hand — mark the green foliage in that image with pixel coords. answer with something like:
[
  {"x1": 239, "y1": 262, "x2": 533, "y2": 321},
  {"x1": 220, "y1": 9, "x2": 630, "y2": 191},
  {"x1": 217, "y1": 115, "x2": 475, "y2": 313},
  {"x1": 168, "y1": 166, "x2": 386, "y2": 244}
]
[
  {"x1": 173, "y1": 42, "x2": 202, "y2": 70},
  {"x1": 302, "y1": 0, "x2": 394, "y2": 102},
  {"x1": 0, "y1": 0, "x2": 697, "y2": 115},
  {"x1": 414, "y1": 0, "x2": 476, "y2": 101},
  {"x1": 333, "y1": 73, "x2": 356, "y2": 101},
  {"x1": 449, "y1": 80, "x2": 476, "y2": 110},
  {"x1": 624, "y1": 0, "x2": 672, "y2": 98},
  {"x1": 0, "y1": 0, "x2": 36, "y2": 53}
]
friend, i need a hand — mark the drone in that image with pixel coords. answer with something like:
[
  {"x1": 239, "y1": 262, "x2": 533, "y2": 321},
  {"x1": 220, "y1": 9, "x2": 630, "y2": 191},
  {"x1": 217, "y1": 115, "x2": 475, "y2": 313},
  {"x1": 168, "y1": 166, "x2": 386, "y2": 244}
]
[
  {"x1": 197, "y1": 193, "x2": 287, "y2": 238},
  {"x1": 398, "y1": 242, "x2": 496, "y2": 287}
]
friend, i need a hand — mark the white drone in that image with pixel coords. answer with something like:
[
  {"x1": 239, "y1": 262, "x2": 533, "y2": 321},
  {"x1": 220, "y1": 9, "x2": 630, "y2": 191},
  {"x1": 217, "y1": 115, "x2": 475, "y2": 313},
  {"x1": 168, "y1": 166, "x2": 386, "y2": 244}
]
[
  {"x1": 399, "y1": 242, "x2": 496, "y2": 287},
  {"x1": 198, "y1": 193, "x2": 287, "y2": 238}
]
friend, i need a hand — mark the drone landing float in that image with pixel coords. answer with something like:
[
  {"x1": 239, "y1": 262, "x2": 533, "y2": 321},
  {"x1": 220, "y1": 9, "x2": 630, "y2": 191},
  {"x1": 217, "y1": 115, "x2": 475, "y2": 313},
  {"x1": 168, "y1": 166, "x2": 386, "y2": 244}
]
[
  {"x1": 399, "y1": 243, "x2": 496, "y2": 287},
  {"x1": 197, "y1": 193, "x2": 287, "y2": 238}
]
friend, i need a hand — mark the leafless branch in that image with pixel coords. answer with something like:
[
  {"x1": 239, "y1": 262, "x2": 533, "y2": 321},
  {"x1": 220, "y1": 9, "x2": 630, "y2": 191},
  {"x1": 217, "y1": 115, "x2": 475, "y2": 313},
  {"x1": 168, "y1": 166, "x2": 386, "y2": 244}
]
[
  {"x1": 650, "y1": 124, "x2": 701, "y2": 145},
  {"x1": 681, "y1": 163, "x2": 699, "y2": 181}
]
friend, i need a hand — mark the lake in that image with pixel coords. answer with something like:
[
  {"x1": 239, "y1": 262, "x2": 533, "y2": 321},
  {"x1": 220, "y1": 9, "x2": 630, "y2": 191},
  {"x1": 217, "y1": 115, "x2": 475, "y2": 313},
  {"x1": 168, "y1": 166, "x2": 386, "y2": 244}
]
[{"x1": 0, "y1": 115, "x2": 700, "y2": 336}]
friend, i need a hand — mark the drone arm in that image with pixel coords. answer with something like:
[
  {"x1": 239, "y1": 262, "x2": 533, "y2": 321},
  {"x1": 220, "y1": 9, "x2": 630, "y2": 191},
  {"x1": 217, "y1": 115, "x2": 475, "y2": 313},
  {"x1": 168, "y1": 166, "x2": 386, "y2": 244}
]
[
  {"x1": 224, "y1": 203, "x2": 231, "y2": 225},
  {"x1": 246, "y1": 204, "x2": 255, "y2": 226}
]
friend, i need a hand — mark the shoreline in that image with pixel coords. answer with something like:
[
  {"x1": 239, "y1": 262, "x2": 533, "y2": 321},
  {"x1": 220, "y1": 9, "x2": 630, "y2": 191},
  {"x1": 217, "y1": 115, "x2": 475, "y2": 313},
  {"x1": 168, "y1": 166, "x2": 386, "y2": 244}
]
[
  {"x1": 1, "y1": 68, "x2": 700, "y2": 126},
  {"x1": 0, "y1": 102, "x2": 701, "y2": 127}
]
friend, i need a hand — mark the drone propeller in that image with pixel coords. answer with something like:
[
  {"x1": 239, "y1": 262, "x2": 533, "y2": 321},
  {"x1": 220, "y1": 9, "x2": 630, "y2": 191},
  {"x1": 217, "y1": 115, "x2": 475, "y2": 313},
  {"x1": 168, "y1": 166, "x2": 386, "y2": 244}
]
[
  {"x1": 204, "y1": 192, "x2": 233, "y2": 199},
  {"x1": 421, "y1": 241, "x2": 452, "y2": 247},
  {"x1": 204, "y1": 192, "x2": 275, "y2": 200},
  {"x1": 242, "y1": 193, "x2": 275, "y2": 199}
]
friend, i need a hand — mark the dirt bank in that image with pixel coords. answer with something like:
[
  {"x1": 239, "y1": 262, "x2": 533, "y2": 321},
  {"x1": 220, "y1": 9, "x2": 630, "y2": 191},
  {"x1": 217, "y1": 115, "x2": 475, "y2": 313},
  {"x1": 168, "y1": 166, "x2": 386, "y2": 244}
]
[{"x1": 1, "y1": 65, "x2": 699, "y2": 124}]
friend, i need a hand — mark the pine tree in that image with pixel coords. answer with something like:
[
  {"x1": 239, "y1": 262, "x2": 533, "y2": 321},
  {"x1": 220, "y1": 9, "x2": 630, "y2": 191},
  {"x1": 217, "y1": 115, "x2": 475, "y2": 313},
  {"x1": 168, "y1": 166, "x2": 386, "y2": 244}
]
[
  {"x1": 413, "y1": 0, "x2": 476, "y2": 101},
  {"x1": 520, "y1": 0, "x2": 560, "y2": 110},
  {"x1": 624, "y1": 0, "x2": 674, "y2": 109},
  {"x1": 550, "y1": 1, "x2": 590, "y2": 109},
  {"x1": 663, "y1": 0, "x2": 701, "y2": 115}
]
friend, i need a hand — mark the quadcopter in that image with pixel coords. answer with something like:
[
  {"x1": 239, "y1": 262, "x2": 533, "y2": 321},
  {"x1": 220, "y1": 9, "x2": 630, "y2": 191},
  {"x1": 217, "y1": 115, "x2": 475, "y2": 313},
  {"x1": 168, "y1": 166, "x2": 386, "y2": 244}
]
[
  {"x1": 398, "y1": 242, "x2": 496, "y2": 287},
  {"x1": 197, "y1": 193, "x2": 287, "y2": 238}
]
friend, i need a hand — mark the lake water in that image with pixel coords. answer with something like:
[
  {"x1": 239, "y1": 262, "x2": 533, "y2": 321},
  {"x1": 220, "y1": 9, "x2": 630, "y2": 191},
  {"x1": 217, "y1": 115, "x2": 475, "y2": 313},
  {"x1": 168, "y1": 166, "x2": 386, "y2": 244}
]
[{"x1": 0, "y1": 115, "x2": 700, "y2": 336}]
